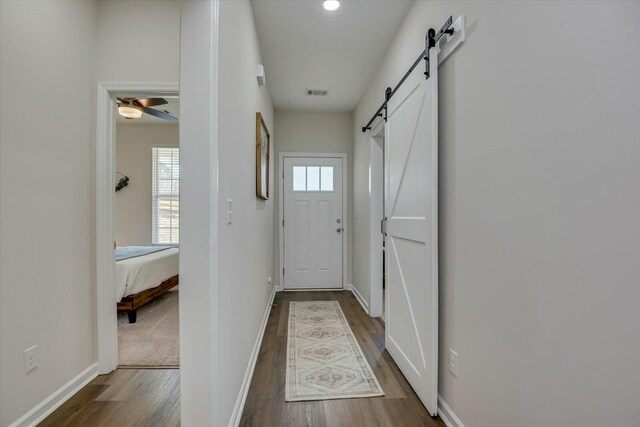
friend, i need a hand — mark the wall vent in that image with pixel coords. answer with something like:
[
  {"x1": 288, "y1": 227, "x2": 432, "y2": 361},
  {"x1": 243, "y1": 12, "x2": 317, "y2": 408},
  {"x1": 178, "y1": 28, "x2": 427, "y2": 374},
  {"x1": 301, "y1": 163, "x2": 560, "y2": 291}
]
[{"x1": 305, "y1": 89, "x2": 329, "y2": 96}]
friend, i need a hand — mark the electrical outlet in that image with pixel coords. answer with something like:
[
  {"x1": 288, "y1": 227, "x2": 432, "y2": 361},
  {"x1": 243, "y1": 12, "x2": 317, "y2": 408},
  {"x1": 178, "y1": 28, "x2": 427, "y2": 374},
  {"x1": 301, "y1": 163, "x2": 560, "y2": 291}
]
[
  {"x1": 448, "y1": 348, "x2": 458, "y2": 378},
  {"x1": 24, "y1": 345, "x2": 38, "y2": 374}
]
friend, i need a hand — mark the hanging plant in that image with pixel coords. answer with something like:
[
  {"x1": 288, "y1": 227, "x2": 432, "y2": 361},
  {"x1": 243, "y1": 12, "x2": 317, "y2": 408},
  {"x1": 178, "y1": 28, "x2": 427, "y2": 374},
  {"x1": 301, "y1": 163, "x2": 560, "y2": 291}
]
[{"x1": 115, "y1": 172, "x2": 130, "y2": 192}]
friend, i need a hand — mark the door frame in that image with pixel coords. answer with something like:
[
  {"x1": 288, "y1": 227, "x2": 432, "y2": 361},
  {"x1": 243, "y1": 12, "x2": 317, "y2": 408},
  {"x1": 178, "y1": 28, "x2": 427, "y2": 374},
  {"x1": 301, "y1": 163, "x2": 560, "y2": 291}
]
[
  {"x1": 95, "y1": 81, "x2": 179, "y2": 374},
  {"x1": 369, "y1": 122, "x2": 385, "y2": 317},
  {"x1": 278, "y1": 152, "x2": 348, "y2": 291}
]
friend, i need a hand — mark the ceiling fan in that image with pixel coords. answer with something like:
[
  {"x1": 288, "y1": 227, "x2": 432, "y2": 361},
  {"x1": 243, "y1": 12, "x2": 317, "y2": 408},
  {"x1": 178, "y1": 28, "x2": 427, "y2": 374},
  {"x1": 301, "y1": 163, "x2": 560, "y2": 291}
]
[{"x1": 116, "y1": 97, "x2": 178, "y2": 122}]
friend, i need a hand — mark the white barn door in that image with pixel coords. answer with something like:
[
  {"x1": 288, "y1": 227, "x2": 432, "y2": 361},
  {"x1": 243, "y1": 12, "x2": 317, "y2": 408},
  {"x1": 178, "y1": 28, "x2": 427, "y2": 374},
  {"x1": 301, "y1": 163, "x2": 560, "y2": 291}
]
[
  {"x1": 384, "y1": 51, "x2": 439, "y2": 415},
  {"x1": 283, "y1": 156, "x2": 344, "y2": 289}
]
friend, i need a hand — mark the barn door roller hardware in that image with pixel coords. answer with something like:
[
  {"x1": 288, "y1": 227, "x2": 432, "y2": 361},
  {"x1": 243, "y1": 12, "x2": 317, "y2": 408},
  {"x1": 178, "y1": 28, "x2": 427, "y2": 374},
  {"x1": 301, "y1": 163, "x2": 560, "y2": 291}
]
[{"x1": 362, "y1": 16, "x2": 454, "y2": 133}]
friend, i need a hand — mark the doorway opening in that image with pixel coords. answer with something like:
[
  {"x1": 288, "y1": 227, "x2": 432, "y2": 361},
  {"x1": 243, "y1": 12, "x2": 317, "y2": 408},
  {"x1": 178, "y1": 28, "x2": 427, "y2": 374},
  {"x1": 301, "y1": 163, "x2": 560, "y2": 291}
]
[
  {"x1": 114, "y1": 94, "x2": 180, "y2": 368},
  {"x1": 96, "y1": 83, "x2": 179, "y2": 374},
  {"x1": 370, "y1": 124, "x2": 385, "y2": 319}
]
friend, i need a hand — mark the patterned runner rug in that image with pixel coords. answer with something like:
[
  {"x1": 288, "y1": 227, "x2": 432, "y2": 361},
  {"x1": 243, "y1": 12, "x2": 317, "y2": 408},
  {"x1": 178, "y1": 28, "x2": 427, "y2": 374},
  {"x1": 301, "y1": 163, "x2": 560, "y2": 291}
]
[{"x1": 286, "y1": 301, "x2": 384, "y2": 401}]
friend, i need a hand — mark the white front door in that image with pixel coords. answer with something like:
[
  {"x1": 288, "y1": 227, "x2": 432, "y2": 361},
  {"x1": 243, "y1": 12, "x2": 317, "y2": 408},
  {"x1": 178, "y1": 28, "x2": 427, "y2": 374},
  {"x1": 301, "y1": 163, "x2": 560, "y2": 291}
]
[
  {"x1": 384, "y1": 50, "x2": 439, "y2": 415},
  {"x1": 283, "y1": 156, "x2": 343, "y2": 289}
]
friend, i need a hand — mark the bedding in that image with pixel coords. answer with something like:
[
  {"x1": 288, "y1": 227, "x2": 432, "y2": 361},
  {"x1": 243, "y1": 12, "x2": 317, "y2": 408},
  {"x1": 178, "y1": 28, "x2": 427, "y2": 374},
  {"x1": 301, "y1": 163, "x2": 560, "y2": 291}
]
[
  {"x1": 116, "y1": 245, "x2": 173, "y2": 262},
  {"x1": 115, "y1": 247, "x2": 179, "y2": 302}
]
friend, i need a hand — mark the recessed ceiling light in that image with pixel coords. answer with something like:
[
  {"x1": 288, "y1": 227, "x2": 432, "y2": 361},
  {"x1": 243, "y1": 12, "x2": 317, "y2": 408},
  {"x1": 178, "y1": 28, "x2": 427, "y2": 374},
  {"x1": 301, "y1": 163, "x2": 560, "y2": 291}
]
[{"x1": 323, "y1": 0, "x2": 340, "y2": 12}]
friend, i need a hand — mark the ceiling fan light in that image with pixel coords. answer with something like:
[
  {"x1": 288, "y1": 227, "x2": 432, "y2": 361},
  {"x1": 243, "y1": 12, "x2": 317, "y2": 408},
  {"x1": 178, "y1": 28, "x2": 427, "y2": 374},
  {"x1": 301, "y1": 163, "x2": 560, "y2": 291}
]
[
  {"x1": 118, "y1": 103, "x2": 143, "y2": 119},
  {"x1": 323, "y1": 0, "x2": 340, "y2": 12}
]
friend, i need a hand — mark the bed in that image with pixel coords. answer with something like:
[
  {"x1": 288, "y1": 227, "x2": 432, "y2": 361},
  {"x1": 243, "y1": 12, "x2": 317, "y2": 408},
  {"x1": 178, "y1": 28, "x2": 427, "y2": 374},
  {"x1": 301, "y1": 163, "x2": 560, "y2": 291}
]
[{"x1": 115, "y1": 246, "x2": 179, "y2": 323}]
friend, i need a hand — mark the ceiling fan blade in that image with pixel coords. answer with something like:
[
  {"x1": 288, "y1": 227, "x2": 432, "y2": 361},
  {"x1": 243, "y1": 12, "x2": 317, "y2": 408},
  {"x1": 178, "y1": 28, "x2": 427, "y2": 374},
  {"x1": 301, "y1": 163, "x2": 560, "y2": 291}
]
[
  {"x1": 136, "y1": 97, "x2": 168, "y2": 108},
  {"x1": 143, "y1": 107, "x2": 178, "y2": 122}
]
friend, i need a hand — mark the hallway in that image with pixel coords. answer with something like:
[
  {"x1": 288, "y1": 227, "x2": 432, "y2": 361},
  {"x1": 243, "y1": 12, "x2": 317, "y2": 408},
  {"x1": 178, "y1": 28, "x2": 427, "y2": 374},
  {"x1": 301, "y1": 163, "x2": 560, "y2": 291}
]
[
  {"x1": 4, "y1": 2, "x2": 640, "y2": 426},
  {"x1": 240, "y1": 291, "x2": 445, "y2": 427}
]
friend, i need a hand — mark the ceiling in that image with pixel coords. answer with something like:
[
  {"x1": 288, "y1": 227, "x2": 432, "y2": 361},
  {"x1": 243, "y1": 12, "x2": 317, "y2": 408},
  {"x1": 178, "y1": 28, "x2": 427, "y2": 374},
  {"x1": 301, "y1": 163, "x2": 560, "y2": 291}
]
[
  {"x1": 116, "y1": 96, "x2": 179, "y2": 125},
  {"x1": 251, "y1": 0, "x2": 412, "y2": 112}
]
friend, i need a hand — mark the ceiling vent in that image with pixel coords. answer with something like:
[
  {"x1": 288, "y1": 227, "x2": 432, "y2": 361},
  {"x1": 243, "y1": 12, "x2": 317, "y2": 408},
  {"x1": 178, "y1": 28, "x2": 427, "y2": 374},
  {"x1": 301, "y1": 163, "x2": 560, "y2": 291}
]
[{"x1": 305, "y1": 89, "x2": 329, "y2": 96}]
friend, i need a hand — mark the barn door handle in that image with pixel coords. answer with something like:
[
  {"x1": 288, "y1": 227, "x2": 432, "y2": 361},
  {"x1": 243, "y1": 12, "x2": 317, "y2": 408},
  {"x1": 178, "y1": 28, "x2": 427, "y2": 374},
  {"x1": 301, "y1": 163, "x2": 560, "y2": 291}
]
[{"x1": 381, "y1": 217, "x2": 388, "y2": 236}]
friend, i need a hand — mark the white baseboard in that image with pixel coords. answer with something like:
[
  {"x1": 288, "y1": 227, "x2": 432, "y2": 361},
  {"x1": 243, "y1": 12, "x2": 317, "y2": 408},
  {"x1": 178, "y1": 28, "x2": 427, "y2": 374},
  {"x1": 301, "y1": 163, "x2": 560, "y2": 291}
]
[
  {"x1": 438, "y1": 395, "x2": 465, "y2": 427},
  {"x1": 350, "y1": 284, "x2": 369, "y2": 314},
  {"x1": 9, "y1": 363, "x2": 99, "y2": 427},
  {"x1": 228, "y1": 285, "x2": 277, "y2": 427}
]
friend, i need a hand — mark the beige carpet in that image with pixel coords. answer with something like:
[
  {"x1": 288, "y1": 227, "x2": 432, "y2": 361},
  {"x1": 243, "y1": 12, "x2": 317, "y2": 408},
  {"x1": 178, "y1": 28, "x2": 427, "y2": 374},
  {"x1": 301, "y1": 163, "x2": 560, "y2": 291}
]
[
  {"x1": 118, "y1": 288, "x2": 179, "y2": 367},
  {"x1": 286, "y1": 301, "x2": 384, "y2": 401}
]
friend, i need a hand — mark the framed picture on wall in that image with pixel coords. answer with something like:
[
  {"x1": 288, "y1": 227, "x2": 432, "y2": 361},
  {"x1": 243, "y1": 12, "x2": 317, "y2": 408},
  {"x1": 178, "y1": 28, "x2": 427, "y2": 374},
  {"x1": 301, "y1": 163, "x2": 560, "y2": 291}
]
[{"x1": 256, "y1": 112, "x2": 271, "y2": 199}]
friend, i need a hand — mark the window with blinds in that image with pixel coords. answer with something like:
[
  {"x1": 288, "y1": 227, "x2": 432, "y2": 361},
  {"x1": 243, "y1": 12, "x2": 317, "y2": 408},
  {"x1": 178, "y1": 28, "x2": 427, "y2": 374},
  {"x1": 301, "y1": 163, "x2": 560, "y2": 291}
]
[{"x1": 152, "y1": 147, "x2": 180, "y2": 245}]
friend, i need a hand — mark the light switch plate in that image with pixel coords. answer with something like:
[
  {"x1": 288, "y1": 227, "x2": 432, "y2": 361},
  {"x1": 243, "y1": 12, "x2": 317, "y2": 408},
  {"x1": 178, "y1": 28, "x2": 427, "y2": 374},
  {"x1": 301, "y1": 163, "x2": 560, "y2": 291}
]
[
  {"x1": 24, "y1": 345, "x2": 38, "y2": 374},
  {"x1": 226, "y1": 199, "x2": 233, "y2": 224},
  {"x1": 449, "y1": 348, "x2": 459, "y2": 378}
]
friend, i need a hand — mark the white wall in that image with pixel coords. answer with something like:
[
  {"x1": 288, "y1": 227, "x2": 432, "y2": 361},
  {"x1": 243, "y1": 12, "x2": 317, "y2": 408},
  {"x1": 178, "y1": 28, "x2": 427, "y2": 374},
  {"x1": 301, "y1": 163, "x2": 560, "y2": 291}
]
[
  {"x1": 0, "y1": 1, "x2": 183, "y2": 425},
  {"x1": 0, "y1": 1, "x2": 98, "y2": 426},
  {"x1": 353, "y1": 1, "x2": 640, "y2": 426},
  {"x1": 216, "y1": 1, "x2": 275, "y2": 424},
  {"x1": 97, "y1": 0, "x2": 181, "y2": 83},
  {"x1": 273, "y1": 111, "x2": 354, "y2": 289},
  {"x1": 115, "y1": 124, "x2": 179, "y2": 246}
]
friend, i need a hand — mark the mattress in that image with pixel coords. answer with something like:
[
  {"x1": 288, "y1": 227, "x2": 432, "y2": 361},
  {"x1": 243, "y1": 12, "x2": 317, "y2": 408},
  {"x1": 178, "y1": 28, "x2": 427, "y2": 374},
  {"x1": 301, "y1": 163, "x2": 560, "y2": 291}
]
[{"x1": 115, "y1": 247, "x2": 179, "y2": 302}]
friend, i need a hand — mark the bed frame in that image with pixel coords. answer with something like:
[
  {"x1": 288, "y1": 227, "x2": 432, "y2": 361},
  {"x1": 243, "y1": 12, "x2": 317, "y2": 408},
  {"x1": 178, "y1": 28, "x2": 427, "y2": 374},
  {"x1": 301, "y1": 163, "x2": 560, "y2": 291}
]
[{"x1": 117, "y1": 274, "x2": 179, "y2": 323}]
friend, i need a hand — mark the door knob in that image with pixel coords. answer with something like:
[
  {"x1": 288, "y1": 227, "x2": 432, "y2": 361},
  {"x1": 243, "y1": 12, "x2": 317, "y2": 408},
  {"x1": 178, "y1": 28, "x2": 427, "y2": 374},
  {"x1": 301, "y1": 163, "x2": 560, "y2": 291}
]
[{"x1": 337, "y1": 228, "x2": 343, "y2": 233}]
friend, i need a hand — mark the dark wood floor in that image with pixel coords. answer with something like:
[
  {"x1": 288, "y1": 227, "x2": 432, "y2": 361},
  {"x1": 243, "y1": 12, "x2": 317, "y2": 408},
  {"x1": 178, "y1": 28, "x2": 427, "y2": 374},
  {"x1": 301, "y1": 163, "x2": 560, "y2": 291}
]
[
  {"x1": 240, "y1": 291, "x2": 445, "y2": 427},
  {"x1": 39, "y1": 369, "x2": 179, "y2": 426},
  {"x1": 42, "y1": 291, "x2": 442, "y2": 426}
]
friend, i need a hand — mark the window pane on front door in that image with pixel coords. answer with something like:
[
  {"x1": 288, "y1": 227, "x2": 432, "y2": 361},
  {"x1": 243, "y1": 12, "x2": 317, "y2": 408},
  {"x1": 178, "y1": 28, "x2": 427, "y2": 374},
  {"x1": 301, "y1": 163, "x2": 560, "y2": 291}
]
[
  {"x1": 307, "y1": 166, "x2": 320, "y2": 191},
  {"x1": 321, "y1": 167, "x2": 333, "y2": 191},
  {"x1": 293, "y1": 166, "x2": 306, "y2": 191}
]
